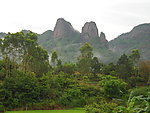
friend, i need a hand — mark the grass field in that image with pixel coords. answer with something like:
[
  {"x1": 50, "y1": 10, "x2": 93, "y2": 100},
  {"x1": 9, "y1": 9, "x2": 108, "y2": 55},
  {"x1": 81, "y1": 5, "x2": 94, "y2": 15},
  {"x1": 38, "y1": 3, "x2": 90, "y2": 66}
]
[{"x1": 6, "y1": 108, "x2": 85, "y2": 113}]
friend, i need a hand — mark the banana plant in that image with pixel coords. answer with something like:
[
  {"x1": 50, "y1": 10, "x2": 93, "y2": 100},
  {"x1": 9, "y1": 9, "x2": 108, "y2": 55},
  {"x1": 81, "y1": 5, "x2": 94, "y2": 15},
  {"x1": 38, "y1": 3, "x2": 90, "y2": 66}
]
[{"x1": 114, "y1": 91, "x2": 150, "y2": 113}]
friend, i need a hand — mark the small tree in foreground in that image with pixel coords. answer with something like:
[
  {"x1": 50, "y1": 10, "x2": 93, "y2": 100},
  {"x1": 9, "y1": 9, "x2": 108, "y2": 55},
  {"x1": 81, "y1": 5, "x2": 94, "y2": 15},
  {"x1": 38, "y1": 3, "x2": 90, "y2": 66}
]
[{"x1": 99, "y1": 75, "x2": 127, "y2": 98}]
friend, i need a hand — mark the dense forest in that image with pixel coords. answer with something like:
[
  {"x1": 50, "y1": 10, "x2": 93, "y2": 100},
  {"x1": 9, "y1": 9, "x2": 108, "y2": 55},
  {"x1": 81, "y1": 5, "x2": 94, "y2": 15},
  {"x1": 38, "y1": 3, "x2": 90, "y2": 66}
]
[{"x1": 0, "y1": 31, "x2": 150, "y2": 113}]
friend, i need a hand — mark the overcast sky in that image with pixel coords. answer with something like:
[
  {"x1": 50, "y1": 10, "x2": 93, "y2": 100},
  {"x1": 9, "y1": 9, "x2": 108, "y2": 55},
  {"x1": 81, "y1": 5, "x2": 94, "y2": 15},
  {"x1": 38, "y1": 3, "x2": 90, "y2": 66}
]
[{"x1": 0, "y1": 0, "x2": 150, "y2": 40}]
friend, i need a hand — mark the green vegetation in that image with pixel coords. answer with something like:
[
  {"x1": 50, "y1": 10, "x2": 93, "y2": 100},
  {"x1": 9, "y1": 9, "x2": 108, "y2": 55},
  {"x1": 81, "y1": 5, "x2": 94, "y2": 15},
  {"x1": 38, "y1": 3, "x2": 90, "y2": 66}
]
[{"x1": 0, "y1": 31, "x2": 150, "y2": 113}]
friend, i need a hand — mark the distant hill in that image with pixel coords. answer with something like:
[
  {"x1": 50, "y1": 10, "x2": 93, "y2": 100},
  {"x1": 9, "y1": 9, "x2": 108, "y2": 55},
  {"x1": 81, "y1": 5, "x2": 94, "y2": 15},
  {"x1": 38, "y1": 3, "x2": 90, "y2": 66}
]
[
  {"x1": 37, "y1": 19, "x2": 150, "y2": 63},
  {"x1": 109, "y1": 23, "x2": 150, "y2": 62},
  {"x1": 1, "y1": 19, "x2": 150, "y2": 63}
]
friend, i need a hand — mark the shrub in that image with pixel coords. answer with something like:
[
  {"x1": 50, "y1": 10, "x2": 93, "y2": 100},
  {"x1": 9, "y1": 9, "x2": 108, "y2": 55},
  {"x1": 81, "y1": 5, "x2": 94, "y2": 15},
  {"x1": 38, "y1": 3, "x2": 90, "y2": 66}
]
[
  {"x1": 85, "y1": 100, "x2": 117, "y2": 113},
  {"x1": 128, "y1": 76, "x2": 144, "y2": 87},
  {"x1": 130, "y1": 86, "x2": 150, "y2": 98},
  {"x1": 99, "y1": 75, "x2": 128, "y2": 98}
]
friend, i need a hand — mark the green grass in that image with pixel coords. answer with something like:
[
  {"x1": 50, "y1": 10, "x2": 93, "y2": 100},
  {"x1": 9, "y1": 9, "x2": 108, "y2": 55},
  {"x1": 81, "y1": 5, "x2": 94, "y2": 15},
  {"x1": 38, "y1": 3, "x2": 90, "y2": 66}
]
[{"x1": 6, "y1": 108, "x2": 85, "y2": 113}]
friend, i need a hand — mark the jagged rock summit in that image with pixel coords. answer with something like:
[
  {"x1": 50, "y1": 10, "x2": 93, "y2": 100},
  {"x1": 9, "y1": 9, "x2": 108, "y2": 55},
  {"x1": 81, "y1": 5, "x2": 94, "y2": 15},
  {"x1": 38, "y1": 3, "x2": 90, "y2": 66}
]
[
  {"x1": 100, "y1": 32, "x2": 108, "y2": 43},
  {"x1": 99, "y1": 32, "x2": 109, "y2": 48},
  {"x1": 81, "y1": 21, "x2": 99, "y2": 40},
  {"x1": 53, "y1": 18, "x2": 77, "y2": 38},
  {"x1": 53, "y1": 18, "x2": 108, "y2": 43},
  {"x1": 37, "y1": 18, "x2": 111, "y2": 62}
]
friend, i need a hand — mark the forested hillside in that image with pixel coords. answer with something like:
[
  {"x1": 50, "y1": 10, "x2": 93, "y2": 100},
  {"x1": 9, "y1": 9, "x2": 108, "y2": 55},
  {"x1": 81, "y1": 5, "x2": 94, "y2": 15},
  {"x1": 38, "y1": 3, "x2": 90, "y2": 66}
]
[
  {"x1": 0, "y1": 31, "x2": 149, "y2": 113},
  {"x1": 109, "y1": 23, "x2": 150, "y2": 62}
]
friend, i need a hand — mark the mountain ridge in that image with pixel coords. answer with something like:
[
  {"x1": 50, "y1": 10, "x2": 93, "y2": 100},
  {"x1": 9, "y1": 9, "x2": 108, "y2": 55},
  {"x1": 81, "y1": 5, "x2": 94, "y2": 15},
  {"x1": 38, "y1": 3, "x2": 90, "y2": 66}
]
[
  {"x1": 0, "y1": 18, "x2": 150, "y2": 63},
  {"x1": 109, "y1": 23, "x2": 150, "y2": 62}
]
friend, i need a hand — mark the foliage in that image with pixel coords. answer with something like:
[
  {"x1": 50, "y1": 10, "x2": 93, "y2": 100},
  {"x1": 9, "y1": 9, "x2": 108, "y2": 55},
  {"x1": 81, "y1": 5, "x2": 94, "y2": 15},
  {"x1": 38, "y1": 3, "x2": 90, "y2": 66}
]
[
  {"x1": 77, "y1": 42, "x2": 93, "y2": 74},
  {"x1": 1, "y1": 31, "x2": 50, "y2": 76},
  {"x1": 1, "y1": 71, "x2": 41, "y2": 109},
  {"x1": 102, "y1": 63, "x2": 116, "y2": 76},
  {"x1": 79, "y1": 84, "x2": 104, "y2": 104},
  {"x1": 129, "y1": 49, "x2": 140, "y2": 66},
  {"x1": 85, "y1": 99, "x2": 117, "y2": 113},
  {"x1": 99, "y1": 75, "x2": 128, "y2": 98},
  {"x1": 40, "y1": 72, "x2": 84, "y2": 107},
  {"x1": 139, "y1": 60, "x2": 150, "y2": 84},
  {"x1": 59, "y1": 88, "x2": 85, "y2": 107},
  {"x1": 130, "y1": 86, "x2": 150, "y2": 99},
  {"x1": 114, "y1": 91, "x2": 150, "y2": 113},
  {"x1": 51, "y1": 51, "x2": 58, "y2": 67},
  {"x1": 0, "y1": 31, "x2": 150, "y2": 111},
  {"x1": 53, "y1": 63, "x2": 76, "y2": 75},
  {"x1": 128, "y1": 76, "x2": 144, "y2": 87},
  {"x1": 91, "y1": 57, "x2": 102, "y2": 75},
  {"x1": 116, "y1": 54, "x2": 133, "y2": 80}
]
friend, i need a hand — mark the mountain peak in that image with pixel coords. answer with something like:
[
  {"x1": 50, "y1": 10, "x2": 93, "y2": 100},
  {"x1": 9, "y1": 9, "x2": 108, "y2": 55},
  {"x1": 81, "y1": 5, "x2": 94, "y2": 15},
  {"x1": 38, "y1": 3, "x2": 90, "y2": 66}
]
[
  {"x1": 53, "y1": 18, "x2": 75, "y2": 38},
  {"x1": 81, "y1": 21, "x2": 99, "y2": 40},
  {"x1": 100, "y1": 32, "x2": 108, "y2": 42}
]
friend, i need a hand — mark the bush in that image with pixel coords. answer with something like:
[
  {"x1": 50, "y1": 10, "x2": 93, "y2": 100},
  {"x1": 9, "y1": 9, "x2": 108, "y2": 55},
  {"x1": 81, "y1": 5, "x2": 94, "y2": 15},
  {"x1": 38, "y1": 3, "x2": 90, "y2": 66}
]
[
  {"x1": 99, "y1": 75, "x2": 128, "y2": 98},
  {"x1": 59, "y1": 88, "x2": 85, "y2": 107},
  {"x1": 85, "y1": 100, "x2": 117, "y2": 113},
  {"x1": 130, "y1": 86, "x2": 150, "y2": 98},
  {"x1": 128, "y1": 76, "x2": 144, "y2": 87},
  {"x1": 1, "y1": 71, "x2": 40, "y2": 109}
]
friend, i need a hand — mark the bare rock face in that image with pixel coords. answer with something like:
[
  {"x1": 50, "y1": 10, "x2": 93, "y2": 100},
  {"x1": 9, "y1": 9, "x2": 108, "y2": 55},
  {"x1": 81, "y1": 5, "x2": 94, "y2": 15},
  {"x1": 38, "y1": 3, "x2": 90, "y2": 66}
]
[
  {"x1": 99, "y1": 32, "x2": 109, "y2": 48},
  {"x1": 81, "y1": 21, "x2": 99, "y2": 40},
  {"x1": 53, "y1": 18, "x2": 75, "y2": 38},
  {"x1": 100, "y1": 32, "x2": 108, "y2": 43}
]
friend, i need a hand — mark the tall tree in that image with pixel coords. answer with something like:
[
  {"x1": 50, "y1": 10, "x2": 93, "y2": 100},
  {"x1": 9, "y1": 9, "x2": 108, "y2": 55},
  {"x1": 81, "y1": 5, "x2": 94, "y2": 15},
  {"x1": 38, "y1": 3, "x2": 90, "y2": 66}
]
[
  {"x1": 102, "y1": 63, "x2": 116, "y2": 76},
  {"x1": 129, "y1": 49, "x2": 140, "y2": 66},
  {"x1": 2, "y1": 32, "x2": 25, "y2": 63},
  {"x1": 116, "y1": 54, "x2": 133, "y2": 80},
  {"x1": 77, "y1": 42, "x2": 93, "y2": 74},
  {"x1": 139, "y1": 60, "x2": 150, "y2": 84},
  {"x1": 1, "y1": 31, "x2": 50, "y2": 76},
  {"x1": 91, "y1": 57, "x2": 101, "y2": 74},
  {"x1": 51, "y1": 51, "x2": 58, "y2": 67}
]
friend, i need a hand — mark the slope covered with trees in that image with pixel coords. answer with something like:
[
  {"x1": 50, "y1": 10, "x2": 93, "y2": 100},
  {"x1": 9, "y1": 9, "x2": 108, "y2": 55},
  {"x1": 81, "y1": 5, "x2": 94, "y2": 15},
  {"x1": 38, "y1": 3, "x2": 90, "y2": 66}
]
[
  {"x1": 0, "y1": 31, "x2": 149, "y2": 113},
  {"x1": 109, "y1": 23, "x2": 150, "y2": 62}
]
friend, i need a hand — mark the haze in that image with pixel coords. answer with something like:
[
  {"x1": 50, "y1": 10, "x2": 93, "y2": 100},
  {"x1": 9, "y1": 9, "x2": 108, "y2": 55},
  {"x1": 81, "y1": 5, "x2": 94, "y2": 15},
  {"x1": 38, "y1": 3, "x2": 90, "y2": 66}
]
[{"x1": 0, "y1": 0, "x2": 150, "y2": 40}]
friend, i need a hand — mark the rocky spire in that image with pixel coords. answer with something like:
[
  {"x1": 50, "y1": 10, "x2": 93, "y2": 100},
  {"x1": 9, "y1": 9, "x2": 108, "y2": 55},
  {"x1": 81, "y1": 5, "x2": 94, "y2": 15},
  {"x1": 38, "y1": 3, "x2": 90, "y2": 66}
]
[
  {"x1": 53, "y1": 18, "x2": 75, "y2": 38},
  {"x1": 81, "y1": 21, "x2": 99, "y2": 40},
  {"x1": 100, "y1": 32, "x2": 108, "y2": 42},
  {"x1": 99, "y1": 32, "x2": 109, "y2": 48}
]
